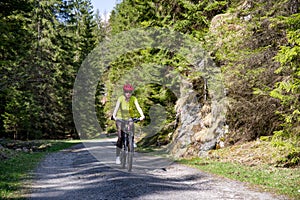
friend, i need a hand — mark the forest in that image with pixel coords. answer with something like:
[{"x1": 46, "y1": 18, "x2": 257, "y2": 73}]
[{"x1": 1, "y1": 0, "x2": 299, "y2": 166}]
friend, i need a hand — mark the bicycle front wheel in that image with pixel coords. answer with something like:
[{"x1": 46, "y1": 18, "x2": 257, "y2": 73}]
[
  {"x1": 121, "y1": 143, "x2": 127, "y2": 169},
  {"x1": 127, "y1": 135, "x2": 134, "y2": 172}
]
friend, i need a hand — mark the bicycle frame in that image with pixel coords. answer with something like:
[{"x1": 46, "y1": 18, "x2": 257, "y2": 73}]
[{"x1": 116, "y1": 118, "x2": 139, "y2": 172}]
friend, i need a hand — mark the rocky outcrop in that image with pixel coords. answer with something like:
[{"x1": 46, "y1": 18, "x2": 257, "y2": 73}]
[{"x1": 168, "y1": 75, "x2": 227, "y2": 158}]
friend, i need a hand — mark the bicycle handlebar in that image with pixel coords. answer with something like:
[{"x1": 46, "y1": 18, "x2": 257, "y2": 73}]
[
  {"x1": 111, "y1": 116, "x2": 140, "y2": 123},
  {"x1": 130, "y1": 118, "x2": 140, "y2": 123}
]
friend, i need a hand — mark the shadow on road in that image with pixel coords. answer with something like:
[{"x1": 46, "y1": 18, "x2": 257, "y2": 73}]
[
  {"x1": 25, "y1": 140, "x2": 212, "y2": 200},
  {"x1": 25, "y1": 138, "x2": 283, "y2": 200}
]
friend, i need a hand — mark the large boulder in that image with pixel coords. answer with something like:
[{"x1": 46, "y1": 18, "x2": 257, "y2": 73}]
[{"x1": 168, "y1": 76, "x2": 227, "y2": 158}]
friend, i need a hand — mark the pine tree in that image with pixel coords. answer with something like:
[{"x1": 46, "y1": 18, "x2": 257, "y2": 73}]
[
  {"x1": 1, "y1": 0, "x2": 103, "y2": 139},
  {"x1": 0, "y1": 0, "x2": 38, "y2": 139}
]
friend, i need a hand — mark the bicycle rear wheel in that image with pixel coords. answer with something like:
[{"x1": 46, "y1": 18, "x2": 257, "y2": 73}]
[{"x1": 127, "y1": 134, "x2": 134, "y2": 172}]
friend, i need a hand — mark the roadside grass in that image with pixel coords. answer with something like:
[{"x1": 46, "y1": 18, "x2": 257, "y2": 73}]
[
  {"x1": 137, "y1": 139, "x2": 300, "y2": 199},
  {"x1": 0, "y1": 140, "x2": 80, "y2": 199},
  {"x1": 178, "y1": 156, "x2": 300, "y2": 200}
]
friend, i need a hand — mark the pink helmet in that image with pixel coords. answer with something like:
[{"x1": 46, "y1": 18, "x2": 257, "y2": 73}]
[{"x1": 123, "y1": 83, "x2": 134, "y2": 91}]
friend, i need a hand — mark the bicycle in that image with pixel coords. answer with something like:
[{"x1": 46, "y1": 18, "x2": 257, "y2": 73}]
[{"x1": 116, "y1": 118, "x2": 140, "y2": 172}]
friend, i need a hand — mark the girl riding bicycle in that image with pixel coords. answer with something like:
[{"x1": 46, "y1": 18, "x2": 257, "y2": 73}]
[{"x1": 112, "y1": 83, "x2": 145, "y2": 164}]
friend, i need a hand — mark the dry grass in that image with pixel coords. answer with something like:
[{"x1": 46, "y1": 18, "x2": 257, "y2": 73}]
[{"x1": 208, "y1": 140, "x2": 291, "y2": 167}]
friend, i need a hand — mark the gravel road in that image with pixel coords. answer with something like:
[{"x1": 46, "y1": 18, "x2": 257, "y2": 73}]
[{"x1": 25, "y1": 137, "x2": 287, "y2": 200}]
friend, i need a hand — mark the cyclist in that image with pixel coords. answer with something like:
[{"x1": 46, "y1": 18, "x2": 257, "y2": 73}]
[{"x1": 112, "y1": 83, "x2": 145, "y2": 164}]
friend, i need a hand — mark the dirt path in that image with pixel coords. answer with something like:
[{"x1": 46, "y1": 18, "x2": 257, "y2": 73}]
[{"x1": 25, "y1": 137, "x2": 287, "y2": 200}]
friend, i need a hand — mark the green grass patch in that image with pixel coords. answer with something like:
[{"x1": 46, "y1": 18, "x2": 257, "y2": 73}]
[
  {"x1": 178, "y1": 157, "x2": 300, "y2": 200},
  {"x1": 0, "y1": 140, "x2": 80, "y2": 199}
]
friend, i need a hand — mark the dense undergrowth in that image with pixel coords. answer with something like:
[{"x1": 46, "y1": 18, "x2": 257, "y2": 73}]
[{"x1": 204, "y1": 0, "x2": 300, "y2": 167}]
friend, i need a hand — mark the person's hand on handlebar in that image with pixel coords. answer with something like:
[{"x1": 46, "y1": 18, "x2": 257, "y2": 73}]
[
  {"x1": 139, "y1": 116, "x2": 145, "y2": 121},
  {"x1": 111, "y1": 115, "x2": 117, "y2": 121}
]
